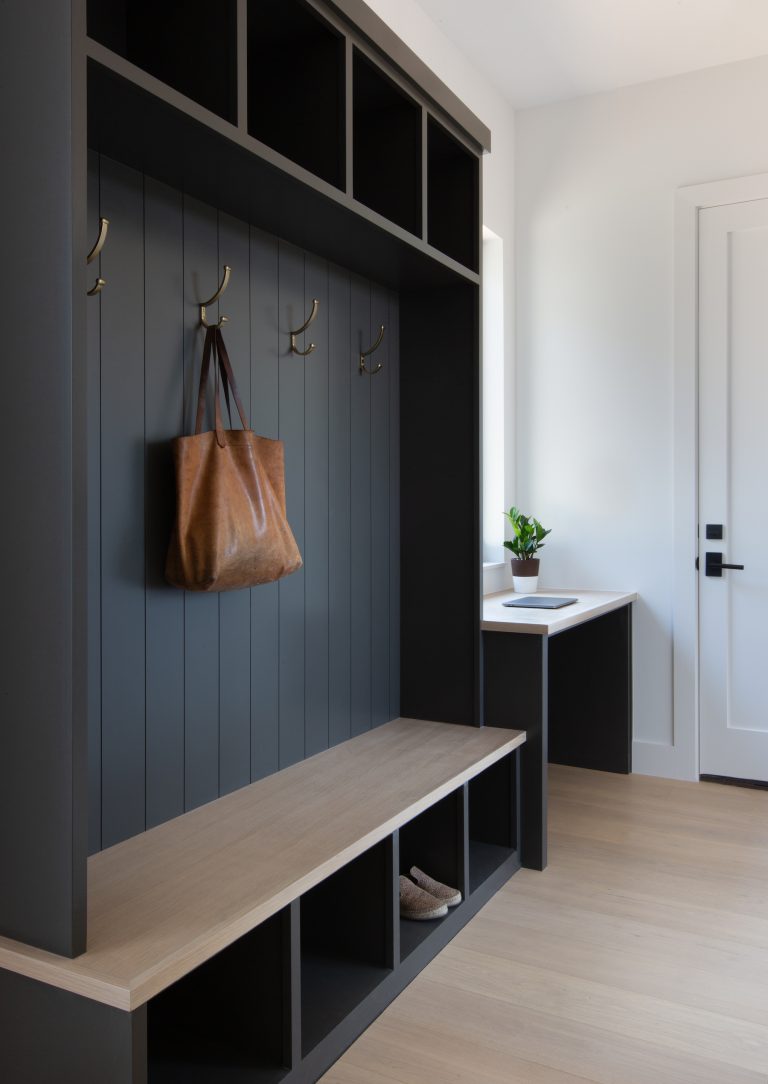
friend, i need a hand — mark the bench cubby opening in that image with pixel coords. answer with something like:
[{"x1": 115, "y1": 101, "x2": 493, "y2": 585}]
[
  {"x1": 147, "y1": 908, "x2": 292, "y2": 1083},
  {"x1": 427, "y1": 115, "x2": 480, "y2": 271},
  {"x1": 86, "y1": 0, "x2": 238, "y2": 123},
  {"x1": 468, "y1": 752, "x2": 518, "y2": 893},
  {"x1": 247, "y1": 0, "x2": 345, "y2": 188},
  {"x1": 300, "y1": 839, "x2": 393, "y2": 1056},
  {"x1": 353, "y1": 48, "x2": 422, "y2": 236},
  {"x1": 398, "y1": 788, "x2": 464, "y2": 960}
]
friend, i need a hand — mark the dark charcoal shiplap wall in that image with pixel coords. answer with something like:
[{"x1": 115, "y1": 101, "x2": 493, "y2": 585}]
[{"x1": 87, "y1": 153, "x2": 400, "y2": 853}]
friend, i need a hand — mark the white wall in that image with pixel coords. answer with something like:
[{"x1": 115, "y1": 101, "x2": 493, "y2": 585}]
[
  {"x1": 366, "y1": 0, "x2": 517, "y2": 593},
  {"x1": 516, "y1": 54, "x2": 768, "y2": 777}
]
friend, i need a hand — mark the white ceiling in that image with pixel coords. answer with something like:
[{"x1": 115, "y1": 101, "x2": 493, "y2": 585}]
[{"x1": 416, "y1": 0, "x2": 768, "y2": 109}]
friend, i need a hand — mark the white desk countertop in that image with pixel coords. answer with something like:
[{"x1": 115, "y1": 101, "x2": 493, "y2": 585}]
[{"x1": 482, "y1": 589, "x2": 637, "y2": 636}]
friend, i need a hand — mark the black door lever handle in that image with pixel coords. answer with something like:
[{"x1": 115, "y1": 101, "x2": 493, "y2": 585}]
[{"x1": 705, "y1": 552, "x2": 745, "y2": 577}]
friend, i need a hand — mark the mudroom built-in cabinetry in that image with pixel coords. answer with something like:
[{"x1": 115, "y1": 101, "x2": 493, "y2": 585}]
[{"x1": 0, "y1": 2, "x2": 524, "y2": 1081}]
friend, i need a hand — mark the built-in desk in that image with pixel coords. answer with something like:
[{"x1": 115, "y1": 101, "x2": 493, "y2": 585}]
[{"x1": 483, "y1": 589, "x2": 637, "y2": 871}]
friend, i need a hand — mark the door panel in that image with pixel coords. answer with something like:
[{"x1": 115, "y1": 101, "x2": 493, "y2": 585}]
[{"x1": 699, "y1": 200, "x2": 768, "y2": 780}]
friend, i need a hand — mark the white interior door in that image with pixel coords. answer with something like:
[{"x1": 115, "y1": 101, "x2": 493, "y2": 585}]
[{"x1": 699, "y1": 199, "x2": 768, "y2": 782}]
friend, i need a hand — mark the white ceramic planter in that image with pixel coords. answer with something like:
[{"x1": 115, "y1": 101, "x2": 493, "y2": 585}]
[
  {"x1": 512, "y1": 573, "x2": 539, "y2": 594},
  {"x1": 510, "y1": 557, "x2": 540, "y2": 595}
]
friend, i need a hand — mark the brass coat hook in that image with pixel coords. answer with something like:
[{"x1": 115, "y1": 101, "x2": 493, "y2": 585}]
[
  {"x1": 359, "y1": 325, "x2": 385, "y2": 375},
  {"x1": 86, "y1": 217, "x2": 109, "y2": 296},
  {"x1": 289, "y1": 298, "x2": 319, "y2": 356},
  {"x1": 200, "y1": 265, "x2": 232, "y2": 328}
]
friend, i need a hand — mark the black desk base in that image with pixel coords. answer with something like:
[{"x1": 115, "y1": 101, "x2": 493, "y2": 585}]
[{"x1": 484, "y1": 604, "x2": 632, "y2": 871}]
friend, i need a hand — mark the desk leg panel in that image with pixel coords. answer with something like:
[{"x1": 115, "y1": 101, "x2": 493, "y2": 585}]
[
  {"x1": 0, "y1": 968, "x2": 146, "y2": 1084},
  {"x1": 548, "y1": 604, "x2": 632, "y2": 774},
  {"x1": 483, "y1": 631, "x2": 547, "y2": 871}
]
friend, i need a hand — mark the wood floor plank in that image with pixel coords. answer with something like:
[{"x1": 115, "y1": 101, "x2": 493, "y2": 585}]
[
  {"x1": 458, "y1": 894, "x2": 768, "y2": 1024},
  {"x1": 321, "y1": 763, "x2": 768, "y2": 1084}
]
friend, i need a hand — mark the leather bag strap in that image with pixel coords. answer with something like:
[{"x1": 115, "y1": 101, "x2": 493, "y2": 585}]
[
  {"x1": 212, "y1": 333, "x2": 226, "y2": 447},
  {"x1": 194, "y1": 327, "x2": 216, "y2": 436},
  {"x1": 215, "y1": 329, "x2": 250, "y2": 431},
  {"x1": 193, "y1": 326, "x2": 250, "y2": 447}
]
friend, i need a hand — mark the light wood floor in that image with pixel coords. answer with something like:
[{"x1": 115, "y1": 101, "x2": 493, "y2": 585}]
[{"x1": 321, "y1": 764, "x2": 768, "y2": 1084}]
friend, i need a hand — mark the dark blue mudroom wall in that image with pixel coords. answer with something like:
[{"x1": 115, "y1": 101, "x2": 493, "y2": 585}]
[{"x1": 87, "y1": 153, "x2": 400, "y2": 853}]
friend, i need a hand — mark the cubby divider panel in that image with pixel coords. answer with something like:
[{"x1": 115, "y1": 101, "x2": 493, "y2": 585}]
[
  {"x1": 301, "y1": 840, "x2": 392, "y2": 1056},
  {"x1": 147, "y1": 909, "x2": 292, "y2": 1083},
  {"x1": 87, "y1": 0, "x2": 238, "y2": 123},
  {"x1": 248, "y1": 0, "x2": 345, "y2": 188},
  {"x1": 398, "y1": 788, "x2": 464, "y2": 960},
  {"x1": 468, "y1": 752, "x2": 517, "y2": 893},
  {"x1": 353, "y1": 49, "x2": 422, "y2": 236},
  {"x1": 427, "y1": 116, "x2": 479, "y2": 271}
]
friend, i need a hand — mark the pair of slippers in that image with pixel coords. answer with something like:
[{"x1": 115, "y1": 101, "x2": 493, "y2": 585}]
[{"x1": 400, "y1": 866, "x2": 462, "y2": 920}]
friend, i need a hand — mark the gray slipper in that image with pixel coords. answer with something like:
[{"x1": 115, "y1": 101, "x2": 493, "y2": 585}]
[
  {"x1": 410, "y1": 866, "x2": 462, "y2": 907},
  {"x1": 399, "y1": 875, "x2": 448, "y2": 920}
]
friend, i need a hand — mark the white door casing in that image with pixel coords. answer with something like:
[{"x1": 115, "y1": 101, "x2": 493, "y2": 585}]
[
  {"x1": 671, "y1": 174, "x2": 768, "y2": 783},
  {"x1": 698, "y1": 199, "x2": 768, "y2": 781}
]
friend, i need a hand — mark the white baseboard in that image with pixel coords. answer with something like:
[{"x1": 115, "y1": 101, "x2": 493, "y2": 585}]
[{"x1": 632, "y1": 740, "x2": 697, "y2": 782}]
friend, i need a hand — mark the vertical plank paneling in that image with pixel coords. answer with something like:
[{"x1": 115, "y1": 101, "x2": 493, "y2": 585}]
[
  {"x1": 370, "y1": 285, "x2": 391, "y2": 729},
  {"x1": 183, "y1": 198, "x2": 221, "y2": 811},
  {"x1": 144, "y1": 179, "x2": 185, "y2": 829},
  {"x1": 89, "y1": 165, "x2": 401, "y2": 844},
  {"x1": 389, "y1": 291, "x2": 401, "y2": 718},
  {"x1": 86, "y1": 152, "x2": 102, "y2": 855},
  {"x1": 278, "y1": 242, "x2": 307, "y2": 767},
  {"x1": 350, "y1": 276, "x2": 372, "y2": 735},
  {"x1": 249, "y1": 227, "x2": 280, "y2": 780},
  {"x1": 217, "y1": 213, "x2": 252, "y2": 796},
  {"x1": 304, "y1": 254, "x2": 330, "y2": 757},
  {"x1": 99, "y1": 158, "x2": 146, "y2": 848},
  {"x1": 328, "y1": 265, "x2": 352, "y2": 748}
]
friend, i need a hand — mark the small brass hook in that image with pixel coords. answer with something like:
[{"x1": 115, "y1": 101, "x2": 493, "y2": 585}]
[
  {"x1": 289, "y1": 298, "x2": 319, "y2": 356},
  {"x1": 200, "y1": 265, "x2": 232, "y2": 328},
  {"x1": 359, "y1": 325, "x2": 385, "y2": 375},
  {"x1": 86, "y1": 217, "x2": 109, "y2": 296}
]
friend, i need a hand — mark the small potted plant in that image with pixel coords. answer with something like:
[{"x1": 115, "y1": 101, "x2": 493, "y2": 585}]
[{"x1": 503, "y1": 506, "x2": 551, "y2": 593}]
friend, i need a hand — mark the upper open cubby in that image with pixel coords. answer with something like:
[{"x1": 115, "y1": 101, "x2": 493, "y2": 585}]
[
  {"x1": 428, "y1": 116, "x2": 480, "y2": 272},
  {"x1": 353, "y1": 49, "x2": 422, "y2": 237},
  {"x1": 86, "y1": 0, "x2": 238, "y2": 123},
  {"x1": 248, "y1": 0, "x2": 345, "y2": 189}
]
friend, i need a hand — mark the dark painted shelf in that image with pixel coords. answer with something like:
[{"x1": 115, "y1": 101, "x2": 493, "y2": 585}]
[
  {"x1": 353, "y1": 48, "x2": 422, "y2": 237},
  {"x1": 468, "y1": 840, "x2": 515, "y2": 894},
  {"x1": 399, "y1": 790, "x2": 463, "y2": 893},
  {"x1": 300, "y1": 841, "x2": 392, "y2": 1056},
  {"x1": 248, "y1": 0, "x2": 345, "y2": 189},
  {"x1": 428, "y1": 115, "x2": 479, "y2": 272},
  {"x1": 150, "y1": 1056, "x2": 288, "y2": 1084},
  {"x1": 87, "y1": 0, "x2": 237, "y2": 123},
  {"x1": 400, "y1": 904, "x2": 460, "y2": 961},
  {"x1": 467, "y1": 753, "x2": 518, "y2": 894},
  {"x1": 301, "y1": 955, "x2": 391, "y2": 1056},
  {"x1": 398, "y1": 788, "x2": 465, "y2": 963},
  {"x1": 86, "y1": 45, "x2": 478, "y2": 291},
  {"x1": 147, "y1": 912, "x2": 290, "y2": 1084}
]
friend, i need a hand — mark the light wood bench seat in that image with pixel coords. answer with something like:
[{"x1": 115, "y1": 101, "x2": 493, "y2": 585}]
[{"x1": 0, "y1": 718, "x2": 524, "y2": 1011}]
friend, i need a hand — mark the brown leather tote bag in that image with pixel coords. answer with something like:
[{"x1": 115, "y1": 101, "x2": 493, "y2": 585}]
[{"x1": 166, "y1": 327, "x2": 302, "y2": 592}]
